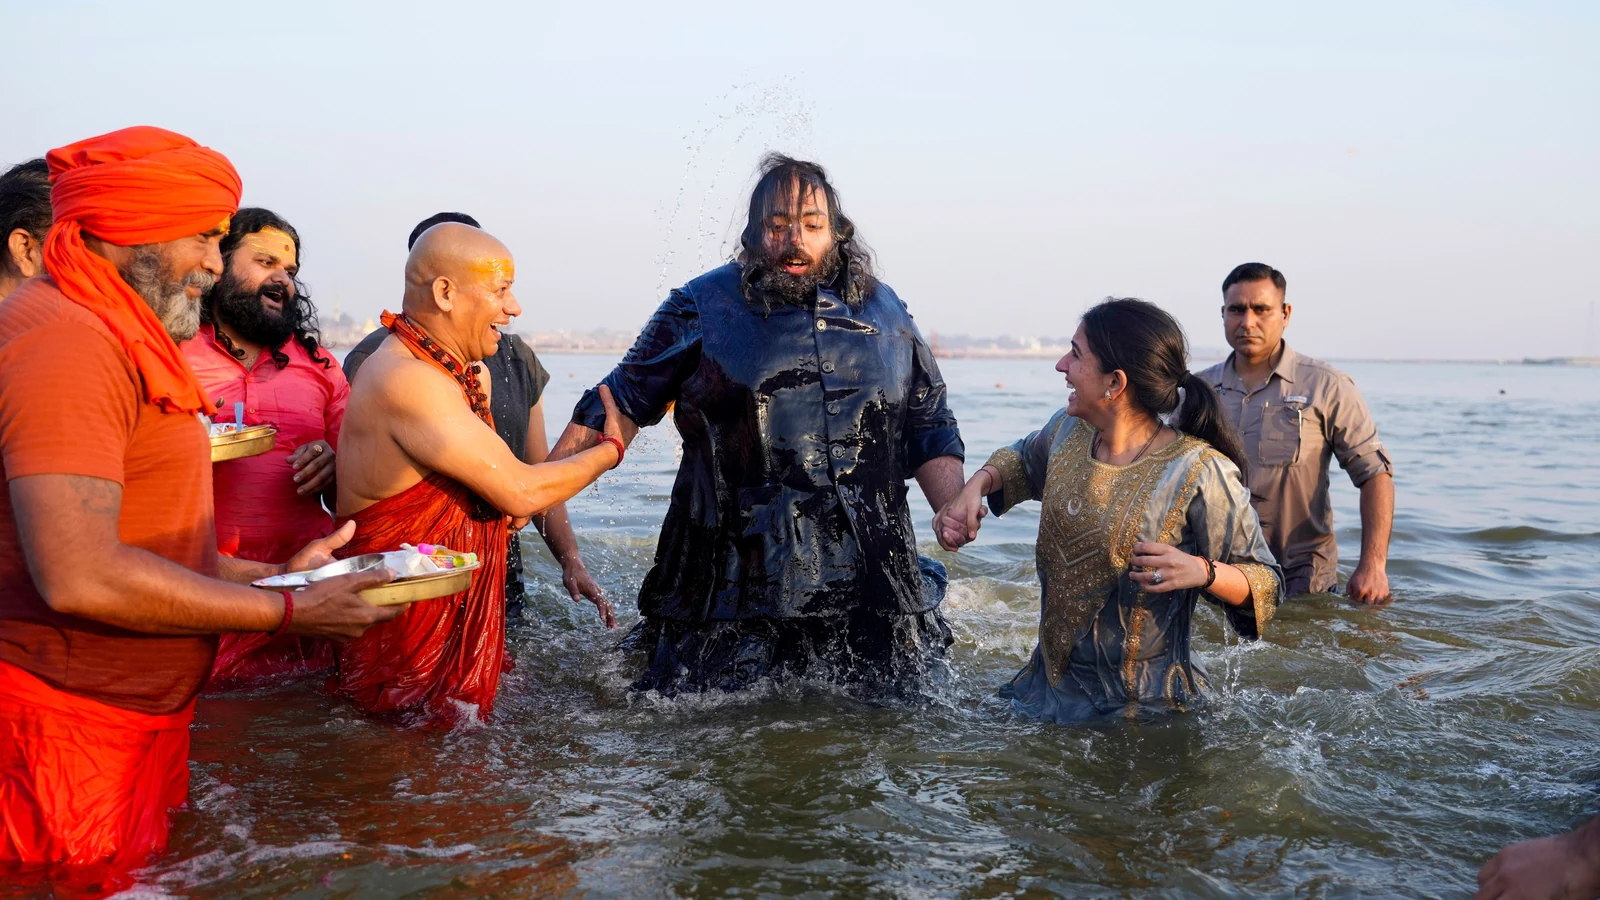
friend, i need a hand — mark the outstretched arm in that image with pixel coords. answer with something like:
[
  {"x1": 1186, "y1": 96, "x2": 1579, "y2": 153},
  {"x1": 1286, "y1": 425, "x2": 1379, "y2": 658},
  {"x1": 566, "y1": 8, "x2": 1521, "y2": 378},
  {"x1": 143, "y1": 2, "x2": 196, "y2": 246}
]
[
  {"x1": 10, "y1": 475, "x2": 400, "y2": 640},
  {"x1": 558, "y1": 290, "x2": 701, "y2": 460},
  {"x1": 914, "y1": 455, "x2": 965, "y2": 514},
  {"x1": 381, "y1": 361, "x2": 624, "y2": 519},
  {"x1": 548, "y1": 415, "x2": 640, "y2": 463},
  {"x1": 934, "y1": 466, "x2": 995, "y2": 551}
]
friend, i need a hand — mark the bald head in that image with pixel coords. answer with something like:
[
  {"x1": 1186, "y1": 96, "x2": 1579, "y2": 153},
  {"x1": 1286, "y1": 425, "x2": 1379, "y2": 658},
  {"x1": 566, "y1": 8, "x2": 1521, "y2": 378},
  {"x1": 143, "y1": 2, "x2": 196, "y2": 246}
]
[
  {"x1": 403, "y1": 222, "x2": 513, "y2": 312},
  {"x1": 400, "y1": 221, "x2": 521, "y2": 362}
]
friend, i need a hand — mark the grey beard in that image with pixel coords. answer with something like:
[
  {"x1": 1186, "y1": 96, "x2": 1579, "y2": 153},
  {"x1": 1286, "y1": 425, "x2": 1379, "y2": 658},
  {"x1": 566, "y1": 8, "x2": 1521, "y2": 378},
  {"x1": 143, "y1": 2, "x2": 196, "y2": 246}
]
[{"x1": 119, "y1": 245, "x2": 214, "y2": 342}]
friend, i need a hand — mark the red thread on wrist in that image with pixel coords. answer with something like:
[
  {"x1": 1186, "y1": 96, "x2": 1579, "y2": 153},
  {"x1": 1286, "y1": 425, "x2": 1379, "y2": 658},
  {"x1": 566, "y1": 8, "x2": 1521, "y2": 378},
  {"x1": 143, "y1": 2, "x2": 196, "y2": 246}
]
[
  {"x1": 272, "y1": 591, "x2": 294, "y2": 637},
  {"x1": 1200, "y1": 557, "x2": 1218, "y2": 592},
  {"x1": 597, "y1": 435, "x2": 625, "y2": 469}
]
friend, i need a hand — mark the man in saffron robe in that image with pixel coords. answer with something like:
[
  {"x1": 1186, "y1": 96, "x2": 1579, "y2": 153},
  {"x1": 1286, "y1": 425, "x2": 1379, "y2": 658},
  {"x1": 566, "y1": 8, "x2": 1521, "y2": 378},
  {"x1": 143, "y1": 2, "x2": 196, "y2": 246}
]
[
  {"x1": 183, "y1": 208, "x2": 351, "y2": 687},
  {"x1": 334, "y1": 222, "x2": 626, "y2": 724},
  {"x1": 343, "y1": 212, "x2": 613, "y2": 628},
  {"x1": 0, "y1": 127, "x2": 398, "y2": 886}
]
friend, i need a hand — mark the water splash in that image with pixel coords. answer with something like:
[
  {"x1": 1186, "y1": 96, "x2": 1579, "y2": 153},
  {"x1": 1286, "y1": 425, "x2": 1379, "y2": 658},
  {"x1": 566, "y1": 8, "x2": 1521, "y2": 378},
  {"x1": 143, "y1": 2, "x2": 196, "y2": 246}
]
[{"x1": 653, "y1": 80, "x2": 815, "y2": 297}]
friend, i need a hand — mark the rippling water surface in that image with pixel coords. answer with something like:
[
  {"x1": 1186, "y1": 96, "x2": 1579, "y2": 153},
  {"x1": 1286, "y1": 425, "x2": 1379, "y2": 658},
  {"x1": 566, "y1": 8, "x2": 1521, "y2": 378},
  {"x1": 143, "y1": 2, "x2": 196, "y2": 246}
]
[{"x1": 116, "y1": 357, "x2": 1600, "y2": 897}]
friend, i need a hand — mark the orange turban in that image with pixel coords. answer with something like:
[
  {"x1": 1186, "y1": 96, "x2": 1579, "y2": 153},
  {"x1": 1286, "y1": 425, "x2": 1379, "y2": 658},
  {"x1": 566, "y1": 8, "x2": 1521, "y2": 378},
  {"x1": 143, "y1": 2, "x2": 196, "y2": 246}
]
[{"x1": 45, "y1": 126, "x2": 242, "y2": 415}]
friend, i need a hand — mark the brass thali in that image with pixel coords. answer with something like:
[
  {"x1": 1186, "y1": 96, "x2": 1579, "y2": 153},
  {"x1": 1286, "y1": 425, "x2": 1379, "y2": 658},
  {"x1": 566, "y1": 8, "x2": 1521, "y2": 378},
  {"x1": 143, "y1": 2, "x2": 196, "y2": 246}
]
[
  {"x1": 357, "y1": 566, "x2": 477, "y2": 606},
  {"x1": 211, "y1": 425, "x2": 278, "y2": 462}
]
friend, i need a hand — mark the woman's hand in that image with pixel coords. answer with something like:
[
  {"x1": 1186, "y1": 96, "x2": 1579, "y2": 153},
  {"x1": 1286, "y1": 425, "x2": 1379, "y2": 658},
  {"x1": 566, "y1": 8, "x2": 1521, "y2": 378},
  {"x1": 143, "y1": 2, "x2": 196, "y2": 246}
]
[
  {"x1": 1128, "y1": 541, "x2": 1210, "y2": 593},
  {"x1": 934, "y1": 485, "x2": 988, "y2": 552}
]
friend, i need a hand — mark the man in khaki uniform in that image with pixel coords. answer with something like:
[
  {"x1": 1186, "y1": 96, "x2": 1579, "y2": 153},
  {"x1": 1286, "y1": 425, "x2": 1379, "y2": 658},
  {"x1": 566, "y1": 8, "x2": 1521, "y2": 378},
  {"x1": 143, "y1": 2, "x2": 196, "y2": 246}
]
[{"x1": 1198, "y1": 263, "x2": 1394, "y2": 603}]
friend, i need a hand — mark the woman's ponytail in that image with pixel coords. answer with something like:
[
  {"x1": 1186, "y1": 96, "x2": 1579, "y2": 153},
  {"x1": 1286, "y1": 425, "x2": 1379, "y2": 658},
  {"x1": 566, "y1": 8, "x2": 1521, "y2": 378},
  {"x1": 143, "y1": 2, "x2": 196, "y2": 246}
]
[{"x1": 1176, "y1": 372, "x2": 1249, "y2": 481}]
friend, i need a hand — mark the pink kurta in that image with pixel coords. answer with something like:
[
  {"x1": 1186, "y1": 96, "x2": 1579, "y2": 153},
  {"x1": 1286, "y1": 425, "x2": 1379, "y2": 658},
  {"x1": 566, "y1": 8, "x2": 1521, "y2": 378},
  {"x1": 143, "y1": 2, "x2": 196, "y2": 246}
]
[
  {"x1": 183, "y1": 324, "x2": 348, "y2": 564},
  {"x1": 184, "y1": 325, "x2": 349, "y2": 688}
]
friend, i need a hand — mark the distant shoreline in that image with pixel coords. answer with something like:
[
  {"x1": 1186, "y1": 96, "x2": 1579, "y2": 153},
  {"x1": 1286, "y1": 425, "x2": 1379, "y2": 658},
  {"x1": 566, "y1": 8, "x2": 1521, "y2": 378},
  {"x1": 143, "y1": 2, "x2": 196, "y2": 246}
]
[
  {"x1": 498, "y1": 346, "x2": 1600, "y2": 367},
  {"x1": 316, "y1": 328, "x2": 1597, "y2": 367}
]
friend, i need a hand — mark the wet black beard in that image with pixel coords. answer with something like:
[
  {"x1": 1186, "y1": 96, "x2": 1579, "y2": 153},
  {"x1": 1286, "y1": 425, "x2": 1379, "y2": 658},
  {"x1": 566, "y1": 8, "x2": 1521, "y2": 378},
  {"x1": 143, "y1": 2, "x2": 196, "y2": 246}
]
[
  {"x1": 209, "y1": 272, "x2": 297, "y2": 349},
  {"x1": 750, "y1": 243, "x2": 844, "y2": 308}
]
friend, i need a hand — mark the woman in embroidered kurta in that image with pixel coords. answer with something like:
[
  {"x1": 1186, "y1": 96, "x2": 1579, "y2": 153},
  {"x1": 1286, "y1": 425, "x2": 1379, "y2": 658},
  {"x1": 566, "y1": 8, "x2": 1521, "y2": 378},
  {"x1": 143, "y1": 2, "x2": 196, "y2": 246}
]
[{"x1": 937, "y1": 298, "x2": 1282, "y2": 723}]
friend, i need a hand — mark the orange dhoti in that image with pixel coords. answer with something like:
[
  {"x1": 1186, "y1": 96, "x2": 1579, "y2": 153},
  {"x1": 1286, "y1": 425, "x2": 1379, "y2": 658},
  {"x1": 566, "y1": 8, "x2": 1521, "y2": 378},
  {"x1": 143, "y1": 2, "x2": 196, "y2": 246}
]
[
  {"x1": 0, "y1": 661, "x2": 192, "y2": 888},
  {"x1": 331, "y1": 473, "x2": 509, "y2": 724}
]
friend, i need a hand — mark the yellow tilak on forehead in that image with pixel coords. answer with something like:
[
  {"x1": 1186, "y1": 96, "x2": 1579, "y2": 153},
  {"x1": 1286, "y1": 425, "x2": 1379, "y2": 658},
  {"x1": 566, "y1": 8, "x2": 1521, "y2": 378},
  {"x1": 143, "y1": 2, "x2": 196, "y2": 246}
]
[
  {"x1": 246, "y1": 227, "x2": 297, "y2": 267},
  {"x1": 216, "y1": 215, "x2": 232, "y2": 236},
  {"x1": 467, "y1": 257, "x2": 514, "y2": 283}
]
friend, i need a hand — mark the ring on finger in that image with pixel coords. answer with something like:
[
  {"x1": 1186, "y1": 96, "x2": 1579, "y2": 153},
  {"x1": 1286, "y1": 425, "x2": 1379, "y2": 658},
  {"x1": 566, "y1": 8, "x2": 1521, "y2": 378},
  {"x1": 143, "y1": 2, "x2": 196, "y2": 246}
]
[{"x1": 1152, "y1": 570, "x2": 1163, "y2": 585}]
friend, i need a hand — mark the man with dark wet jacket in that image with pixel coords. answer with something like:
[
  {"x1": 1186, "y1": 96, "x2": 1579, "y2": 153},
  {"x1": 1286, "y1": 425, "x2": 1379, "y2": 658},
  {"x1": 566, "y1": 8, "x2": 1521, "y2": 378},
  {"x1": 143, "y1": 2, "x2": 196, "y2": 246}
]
[{"x1": 550, "y1": 155, "x2": 966, "y2": 694}]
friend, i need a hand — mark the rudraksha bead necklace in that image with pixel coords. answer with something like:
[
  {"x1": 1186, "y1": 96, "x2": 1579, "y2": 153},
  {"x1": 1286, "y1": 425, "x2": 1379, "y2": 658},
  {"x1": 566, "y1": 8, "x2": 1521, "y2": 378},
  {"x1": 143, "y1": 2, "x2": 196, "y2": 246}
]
[{"x1": 395, "y1": 314, "x2": 491, "y2": 423}]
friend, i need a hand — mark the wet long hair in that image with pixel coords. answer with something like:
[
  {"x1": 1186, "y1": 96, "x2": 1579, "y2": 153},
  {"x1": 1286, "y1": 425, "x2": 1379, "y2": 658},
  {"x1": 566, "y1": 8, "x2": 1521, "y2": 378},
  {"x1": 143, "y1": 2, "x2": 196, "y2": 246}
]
[
  {"x1": 0, "y1": 159, "x2": 50, "y2": 277},
  {"x1": 735, "y1": 154, "x2": 877, "y2": 310},
  {"x1": 1080, "y1": 297, "x2": 1249, "y2": 479},
  {"x1": 205, "y1": 207, "x2": 331, "y2": 369}
]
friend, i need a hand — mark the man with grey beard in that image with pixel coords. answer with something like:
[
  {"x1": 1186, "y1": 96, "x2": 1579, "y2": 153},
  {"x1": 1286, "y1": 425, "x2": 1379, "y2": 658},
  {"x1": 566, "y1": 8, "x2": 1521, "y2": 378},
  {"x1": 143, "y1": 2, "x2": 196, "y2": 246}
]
[
  {"x1": 115, "y1": 239, "x2": 217, "y2": 338},
  {"x1": 0, "y1": 127, "x2": 394, "y2": 880}
]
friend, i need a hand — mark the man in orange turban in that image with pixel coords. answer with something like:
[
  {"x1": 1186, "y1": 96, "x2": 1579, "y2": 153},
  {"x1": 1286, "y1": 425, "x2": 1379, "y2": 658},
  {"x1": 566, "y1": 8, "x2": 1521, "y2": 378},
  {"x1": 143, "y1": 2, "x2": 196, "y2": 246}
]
[{"x1": 0, "y1": 126, "x2": 400, "y2": 889}]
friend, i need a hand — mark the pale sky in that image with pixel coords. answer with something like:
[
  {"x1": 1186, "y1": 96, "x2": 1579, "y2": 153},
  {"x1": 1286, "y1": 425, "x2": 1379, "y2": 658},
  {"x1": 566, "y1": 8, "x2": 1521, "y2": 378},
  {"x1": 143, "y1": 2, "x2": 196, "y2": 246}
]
[{"x1": 4, "y1": 1, "x2": 1596, "y2": 360}]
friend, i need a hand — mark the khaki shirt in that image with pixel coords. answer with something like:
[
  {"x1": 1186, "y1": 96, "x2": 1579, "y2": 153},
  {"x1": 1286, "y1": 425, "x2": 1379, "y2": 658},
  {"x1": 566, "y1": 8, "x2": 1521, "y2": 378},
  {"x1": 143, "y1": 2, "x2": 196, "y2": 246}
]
[{"x1": 1198, "y1": 342, "x2": 1391, "y2": 595}]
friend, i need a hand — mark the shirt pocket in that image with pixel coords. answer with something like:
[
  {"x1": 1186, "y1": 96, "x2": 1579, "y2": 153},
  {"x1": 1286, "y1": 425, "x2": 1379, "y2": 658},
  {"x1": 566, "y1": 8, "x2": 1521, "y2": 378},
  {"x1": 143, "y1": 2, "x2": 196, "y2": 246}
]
[{"x1": 1257, "y1": 401, "x2": 1304, "y2": 466}]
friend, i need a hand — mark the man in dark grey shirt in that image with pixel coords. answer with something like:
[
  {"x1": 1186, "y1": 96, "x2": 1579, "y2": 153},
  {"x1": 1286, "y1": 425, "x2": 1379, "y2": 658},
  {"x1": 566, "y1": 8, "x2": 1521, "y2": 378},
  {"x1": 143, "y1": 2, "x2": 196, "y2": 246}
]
[
  {"x1": 343, "y1": 213, "x2": 614, "y2": 627},
  {"x1": 1199, "y1": 263, "x2": 1395, "y2": 603}
]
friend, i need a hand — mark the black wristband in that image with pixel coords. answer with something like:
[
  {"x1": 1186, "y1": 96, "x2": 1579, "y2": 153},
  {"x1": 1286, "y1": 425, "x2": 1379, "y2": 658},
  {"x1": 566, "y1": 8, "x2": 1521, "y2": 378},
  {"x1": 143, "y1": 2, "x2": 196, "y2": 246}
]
[{"x1": 1200, "y1": 557, "x2": 1218, "y2": 592}]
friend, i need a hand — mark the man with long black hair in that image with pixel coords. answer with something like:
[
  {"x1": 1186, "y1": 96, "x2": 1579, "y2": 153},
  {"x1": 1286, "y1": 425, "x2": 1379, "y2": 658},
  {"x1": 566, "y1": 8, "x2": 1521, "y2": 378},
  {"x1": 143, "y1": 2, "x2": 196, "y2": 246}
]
[
  {"x1": 182, "y1": 208, "x2": 352, "y2": 686},
  {"x1": 550, "y1": 154, "x2": 967, "y2": 695}
]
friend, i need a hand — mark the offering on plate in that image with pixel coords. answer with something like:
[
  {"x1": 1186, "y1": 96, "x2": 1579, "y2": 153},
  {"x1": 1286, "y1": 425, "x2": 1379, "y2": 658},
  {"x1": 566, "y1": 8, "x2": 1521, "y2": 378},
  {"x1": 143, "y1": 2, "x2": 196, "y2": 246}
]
[
  {"x1": 252, "y1": 544, "x2": 481, "y2": 606},
  {"x1": 412, "y1": 543, "x2": 478, "y2": 569}
]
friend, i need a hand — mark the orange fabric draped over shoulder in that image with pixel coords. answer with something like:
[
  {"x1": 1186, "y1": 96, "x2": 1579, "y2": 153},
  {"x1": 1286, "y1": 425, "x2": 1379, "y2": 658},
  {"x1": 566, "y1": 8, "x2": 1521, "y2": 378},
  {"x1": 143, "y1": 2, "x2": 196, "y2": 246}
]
[
  {"x1": 45, "y1": 126, "x2": 241, "y2": 415},
  {"x1": 332, "y1": 475, "x2": 509, "y2": 725},
  {"x1": 332, "y1": 313, "x2": 508, "y2": 724}
]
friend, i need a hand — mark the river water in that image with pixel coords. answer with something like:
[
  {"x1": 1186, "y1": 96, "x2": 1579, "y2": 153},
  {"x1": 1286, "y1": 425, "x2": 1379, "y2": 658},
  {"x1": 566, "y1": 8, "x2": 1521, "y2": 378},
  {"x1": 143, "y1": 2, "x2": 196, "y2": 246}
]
[{"x1": 100, "y1": 356, "x2": 1600, "y2": 897}]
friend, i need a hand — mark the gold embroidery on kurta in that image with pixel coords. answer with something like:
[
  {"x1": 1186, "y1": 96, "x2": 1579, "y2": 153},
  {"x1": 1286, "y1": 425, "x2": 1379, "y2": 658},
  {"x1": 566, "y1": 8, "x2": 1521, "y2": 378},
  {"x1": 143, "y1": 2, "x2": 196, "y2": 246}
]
[
  {"x1": 1235, "y1": 562, "x2": 1281, "y2": 630},
  {"x1": 1122, "y1": 605, "x2": 1146, "y2": 717},
  {"x1": 1158, "y1": 450, "x2": 1215, "y2": 543},
  {"x1": 1163, "y1": 662, "x2": 1193, "y2": 711},
  {"x1": 1032, "y1": 423, "x2": 1202, "y2": 684},
  {"x1": 1122, "y1": 446, "x2": 1208, "y2": 711},
  {"x1": 984, "y1": 446, "x2": 1033, "y2": 514}
]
